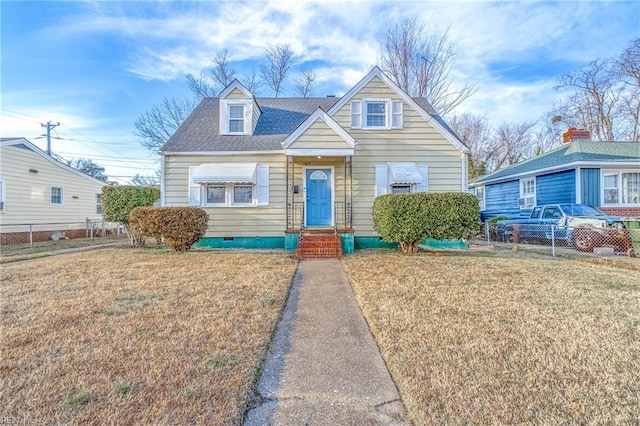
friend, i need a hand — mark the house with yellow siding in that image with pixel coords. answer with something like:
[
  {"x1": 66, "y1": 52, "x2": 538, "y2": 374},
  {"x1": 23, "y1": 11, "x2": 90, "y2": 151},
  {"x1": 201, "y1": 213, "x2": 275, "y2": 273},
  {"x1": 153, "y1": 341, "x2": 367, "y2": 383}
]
[{"x1": 161, "y1": 67, "x2": 469, "y2": 256}]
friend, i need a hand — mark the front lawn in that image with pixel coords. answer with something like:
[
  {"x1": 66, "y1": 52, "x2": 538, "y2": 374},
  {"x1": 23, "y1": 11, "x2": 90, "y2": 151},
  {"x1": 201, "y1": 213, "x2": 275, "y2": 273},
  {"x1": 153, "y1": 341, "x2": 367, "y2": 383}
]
[
  {"x1": 1, "y1": 249, "x2": 297, "y2": 424},
  {"x1": 342, "y1": 251, "x2": 640, "y2": 424}
]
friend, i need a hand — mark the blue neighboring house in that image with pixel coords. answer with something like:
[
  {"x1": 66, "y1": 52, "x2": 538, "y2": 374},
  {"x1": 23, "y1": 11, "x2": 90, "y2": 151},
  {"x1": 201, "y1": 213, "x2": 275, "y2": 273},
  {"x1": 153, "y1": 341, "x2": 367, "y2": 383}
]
[{"x1": 469, "y1": 139, "x2": 640, "y2": 221}]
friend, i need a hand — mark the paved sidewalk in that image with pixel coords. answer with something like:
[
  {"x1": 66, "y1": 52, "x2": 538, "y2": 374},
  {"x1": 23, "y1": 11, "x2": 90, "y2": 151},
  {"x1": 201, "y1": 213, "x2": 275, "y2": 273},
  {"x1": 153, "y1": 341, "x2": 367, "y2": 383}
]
[{"x1": 245, "y1": 259, "x2": 406, "y2": 425}]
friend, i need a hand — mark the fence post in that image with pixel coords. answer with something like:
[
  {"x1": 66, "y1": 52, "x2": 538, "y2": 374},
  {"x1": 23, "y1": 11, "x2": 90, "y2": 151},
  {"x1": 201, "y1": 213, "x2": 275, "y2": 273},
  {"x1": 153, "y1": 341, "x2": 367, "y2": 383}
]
[
  {"x1": 551, "y1": 225, "x2": 556, "y2": 257},
  {"x1": 29, "y1": 224, "x2": 33, "y2": 247},
  {"x1": 102, "y1": 220, "x2": 106, "y2": 238},
  {"x1": 484, "y1": 221, "x2": 490, "y2": 246},
  {"x1": 512, "y1": 224, "x2": 519, "y2": 252}
]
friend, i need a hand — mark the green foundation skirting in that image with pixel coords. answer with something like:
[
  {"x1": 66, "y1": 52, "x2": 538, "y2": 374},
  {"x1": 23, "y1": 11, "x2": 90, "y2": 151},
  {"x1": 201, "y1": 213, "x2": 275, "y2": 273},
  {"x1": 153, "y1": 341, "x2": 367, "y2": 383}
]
[
  {"x1": 194, "y1": 237, "x2": 285, "y2": 249},
  {"x1": 194, "y1": 235, "x2": 466, "y2": 252}
]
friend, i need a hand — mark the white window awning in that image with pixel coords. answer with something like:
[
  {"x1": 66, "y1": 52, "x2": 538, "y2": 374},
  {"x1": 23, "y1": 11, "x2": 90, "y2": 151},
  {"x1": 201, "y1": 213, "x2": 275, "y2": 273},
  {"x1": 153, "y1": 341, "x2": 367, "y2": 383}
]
[
  {"x1": 388, "y1": 163, "x2": 423, "y2": 185},
  {"x1": 191, "y1": 163, "x2": 257, "y2": 184}
]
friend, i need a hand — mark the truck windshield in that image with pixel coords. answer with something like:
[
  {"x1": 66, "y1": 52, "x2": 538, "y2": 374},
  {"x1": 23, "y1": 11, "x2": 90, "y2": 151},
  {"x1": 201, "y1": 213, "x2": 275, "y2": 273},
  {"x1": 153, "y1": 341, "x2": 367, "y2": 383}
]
[{"x1": 559, "y1": 204, "x2": 605, "y2": 216}]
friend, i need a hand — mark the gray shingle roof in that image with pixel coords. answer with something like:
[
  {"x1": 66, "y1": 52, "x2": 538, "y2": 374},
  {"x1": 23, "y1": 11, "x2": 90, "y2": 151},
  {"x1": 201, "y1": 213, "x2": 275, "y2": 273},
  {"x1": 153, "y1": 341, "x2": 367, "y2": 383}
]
[
  {"x1": 471, "y1": 141, "x2": 640, "y2": 185},
  {"x1": 161, "y1": 96, "x2": 460, "y2": 153},
  {"x1": 161, "y1": 97, "x2": 340, "y2": 153}
]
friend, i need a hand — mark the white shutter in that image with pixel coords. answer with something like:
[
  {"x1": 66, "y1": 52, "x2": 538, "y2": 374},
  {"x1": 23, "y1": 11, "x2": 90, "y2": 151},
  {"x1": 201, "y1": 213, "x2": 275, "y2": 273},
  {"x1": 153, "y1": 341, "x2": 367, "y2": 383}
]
[
  {"x1": 392, "y1": 101, "x2": 403, "y2": 129},
  {"x1": 351, "y1": 101, "x2": 361, "y2": 128},
  {"x1": 256, "y1": 165, "x2": 269, "y2": 205},
  {"x1": 416, "y1": 165, "x2": 428, "y2": 192},
  {"x1": 243, "y1": 103, "x2": 252, "y2": 134},
  {"x1": 375, "y1": 165, "x2": 388, "y2": 197},
  {"x1": 188, "y1": 166, "x2": 201, "y2": 206}
]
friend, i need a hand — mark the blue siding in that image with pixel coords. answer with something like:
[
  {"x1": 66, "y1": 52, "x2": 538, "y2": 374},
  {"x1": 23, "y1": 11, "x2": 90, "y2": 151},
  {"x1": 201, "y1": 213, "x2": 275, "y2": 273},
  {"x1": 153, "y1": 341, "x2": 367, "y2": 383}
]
[
  {"x1": 482, "y1": 180, "x2": 522, "y2": 220},
  {"x1": 581, "y1": 168, "x2": 601, "y2": 206},
  {"x1": 536, "y1": 170, "x2": 575, "y2": 205}
]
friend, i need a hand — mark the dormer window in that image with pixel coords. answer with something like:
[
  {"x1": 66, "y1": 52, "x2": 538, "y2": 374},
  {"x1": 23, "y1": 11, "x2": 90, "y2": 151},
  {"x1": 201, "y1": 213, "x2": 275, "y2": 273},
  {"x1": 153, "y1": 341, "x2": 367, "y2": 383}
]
[
  {"x1": 219, "y1": 98, "x2": 253, "y2": 135},
  {"x1": 228, "y1": 105, "x2": 245, "y2": 133}
]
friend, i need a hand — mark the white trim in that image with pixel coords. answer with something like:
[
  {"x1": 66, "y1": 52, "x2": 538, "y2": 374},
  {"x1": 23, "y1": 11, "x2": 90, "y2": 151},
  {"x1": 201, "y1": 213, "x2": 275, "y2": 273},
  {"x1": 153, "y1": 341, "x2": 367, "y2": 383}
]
[
  {"x1": 461, "y1": 152, "x2": 468, "y2": 191},
  {"x1": 220, "y1": 99, "x2": 253, "y2": 135},
  {"x1": 326, "y1": 66, "x2": 468, "y2": 153},
  {"x1": 600, "y1": 169, "x2": 640, "y2": 207},
  {"x1": 0, "y1": 138, "x2": 107, "y2": 186},
  {"x1": 518, "y1": 176, "x2": 536, "y2": 209},
  {"x1": 475, "y1": 185, "x2": 486, "y2": 211},
  {"x1": 50, "y1": 186, "x2": 64, "y2": 206},
  {"x1": 361, "y1": 98, "x2": 392, "y2": 130},
  {"x1": 303, "y1": 166, "x2": 335, "y2": 227},
  {"x1": 469, "y1": 160, "x2": 640, "y2": 188},
  {"x1": 160, "y1": 153, "x2": 166, "y2": 206},
  {"x1": 284, "y1": 148, "x2": 355, "y2": 157},
  {"x1": 218, "y1": 79, "x2": 253, "y2": 98},
  {"x1": 160, "y1": 150, "x2": 279, "y2": 156},
  {"x1": 575, "y1": 167, "x2": 582, "y2": 204},
  {"x1": 283, "y1": 108, "x2": 356, "y2": 148}
]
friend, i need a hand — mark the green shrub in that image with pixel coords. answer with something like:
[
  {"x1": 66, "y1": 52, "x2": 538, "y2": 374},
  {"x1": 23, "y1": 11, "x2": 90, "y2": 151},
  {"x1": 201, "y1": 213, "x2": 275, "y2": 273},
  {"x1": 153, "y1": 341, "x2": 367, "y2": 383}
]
[
  {"x1": 129, "y1": 207, "x2": 208, "y2": 252},
  {"x1": 372, "y1": 192, "x2": 481, "y2": 253},
  {"x1": 102, "y1": 186, "x2": 160, "y2": 247}
]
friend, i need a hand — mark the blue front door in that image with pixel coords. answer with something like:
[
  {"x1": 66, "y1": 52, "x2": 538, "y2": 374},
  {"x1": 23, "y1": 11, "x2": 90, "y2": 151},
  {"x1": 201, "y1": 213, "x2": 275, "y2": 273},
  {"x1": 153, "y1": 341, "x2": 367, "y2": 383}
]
[{"x1": 306, "y1": 168, "x2": 332, "y2": 226}]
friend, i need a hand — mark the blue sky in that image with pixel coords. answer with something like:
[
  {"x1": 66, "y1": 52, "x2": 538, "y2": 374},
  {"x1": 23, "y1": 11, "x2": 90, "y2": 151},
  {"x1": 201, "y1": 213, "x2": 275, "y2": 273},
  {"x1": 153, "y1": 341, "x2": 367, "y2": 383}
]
[{"x1": 1, "y1": 0, "x2": 638, "y2": 183}]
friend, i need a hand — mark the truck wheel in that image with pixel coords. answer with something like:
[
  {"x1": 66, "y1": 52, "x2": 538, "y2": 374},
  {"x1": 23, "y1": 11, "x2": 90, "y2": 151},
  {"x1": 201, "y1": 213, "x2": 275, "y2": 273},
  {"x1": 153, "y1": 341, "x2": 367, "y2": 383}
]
[
  {"x1": 503, "y1": 232, "x2": 513, "y2": 243},
  {"x1": 574, "y1": 230, "x2": 596, "y2": 252}
]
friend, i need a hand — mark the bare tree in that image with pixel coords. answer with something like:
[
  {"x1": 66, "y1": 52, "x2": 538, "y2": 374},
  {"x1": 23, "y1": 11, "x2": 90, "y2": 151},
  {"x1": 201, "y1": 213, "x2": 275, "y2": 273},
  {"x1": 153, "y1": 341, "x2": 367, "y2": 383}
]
[
  {"x1": 448, "y1": 113, "x2": 492, "y2": 178},
  {"x1": 616, "y1": 38, "x2": 640, "y2": 140},
  {"x1": 243, "y1": 68, "x2": 262, "y2": 94},
  {"x1": 488, "y1": 121, "x2": 538, "y2": 171},
  {"x1": 379, "y1": 18, "x2": 477, "y2": 116},
  {"x1": 68, "y1": 158, "x2": 108, "y2": 181},
  {"x1": 261, "y1": 44, "x2": 296, "y2": 97},
  {"x1": 131, "y1": 170, "x2": 161, "y2": 186},
  {"x1": 185, "y1": 49, "x2": 238, "y2": 97},
  {"x1": 134, "y1": 96, "x2": 198, "y2": 153},
  {"x1": 293, "y1": 68, "x2": 316, "y2": 97},
  {"x1": 554, "y1": 59, "x2": 623, "y2": 141}
]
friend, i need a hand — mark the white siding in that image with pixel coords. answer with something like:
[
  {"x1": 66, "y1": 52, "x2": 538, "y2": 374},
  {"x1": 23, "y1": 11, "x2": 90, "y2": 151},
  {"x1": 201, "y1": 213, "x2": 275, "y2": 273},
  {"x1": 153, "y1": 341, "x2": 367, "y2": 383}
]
[{"x1": 0, "y1": 143, "x2": 105, "y2": 229}]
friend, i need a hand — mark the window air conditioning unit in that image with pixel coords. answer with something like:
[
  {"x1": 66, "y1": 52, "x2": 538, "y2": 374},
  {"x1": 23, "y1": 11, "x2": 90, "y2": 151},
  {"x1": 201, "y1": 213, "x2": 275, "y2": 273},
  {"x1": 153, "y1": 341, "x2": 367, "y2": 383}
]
[{"x1": 519, "y1": 196, "x2": 535, "y2": 207}]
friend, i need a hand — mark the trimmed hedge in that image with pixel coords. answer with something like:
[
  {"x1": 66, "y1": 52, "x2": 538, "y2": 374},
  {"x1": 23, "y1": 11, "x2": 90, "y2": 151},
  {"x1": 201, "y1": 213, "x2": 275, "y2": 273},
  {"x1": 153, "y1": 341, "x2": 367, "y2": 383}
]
[
  {"x1": 129, "y1": 207, "x2": 208, "y2": 252},
  {"x1": 102, "y1": 186, "x2": 160, "y2": 246},
  {"x1": 373, "y1": 192, "x2": 481, "y2": 253}
]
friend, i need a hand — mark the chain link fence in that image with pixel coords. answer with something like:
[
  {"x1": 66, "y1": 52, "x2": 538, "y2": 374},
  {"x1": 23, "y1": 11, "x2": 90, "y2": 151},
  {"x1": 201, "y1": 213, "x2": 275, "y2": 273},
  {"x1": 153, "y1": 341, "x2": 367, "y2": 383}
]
[
  {"x1": 472, "y1": 220, "x2": 640, "y2": 258},
  {"x1": 0, "y1": 220, "x2": 124, "y2": 247}
]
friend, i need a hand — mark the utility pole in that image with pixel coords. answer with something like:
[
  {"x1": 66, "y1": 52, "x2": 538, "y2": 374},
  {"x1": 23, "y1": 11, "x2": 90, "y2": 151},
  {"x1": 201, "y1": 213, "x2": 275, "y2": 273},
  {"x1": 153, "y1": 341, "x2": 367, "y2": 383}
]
[{"x1": 40, "y1": 121, "x2": 60, "y2": 156}]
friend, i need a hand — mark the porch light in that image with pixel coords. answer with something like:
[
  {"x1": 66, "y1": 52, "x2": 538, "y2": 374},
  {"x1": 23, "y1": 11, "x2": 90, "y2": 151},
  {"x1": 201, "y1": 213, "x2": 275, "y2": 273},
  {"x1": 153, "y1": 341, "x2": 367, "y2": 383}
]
[{"x1": 317, "y1": 155, "x2": 322, "y2": 159}]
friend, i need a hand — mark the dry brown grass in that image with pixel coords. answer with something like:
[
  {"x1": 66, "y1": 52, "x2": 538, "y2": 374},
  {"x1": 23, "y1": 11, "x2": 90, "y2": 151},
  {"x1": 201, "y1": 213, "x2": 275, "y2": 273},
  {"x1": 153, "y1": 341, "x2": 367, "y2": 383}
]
[
  {"x1": 342, "y1": 250, "x2": 640, "y2": 425},
  {"x1": 1, "y1": 248, "x2": 297, "y2": 424}
]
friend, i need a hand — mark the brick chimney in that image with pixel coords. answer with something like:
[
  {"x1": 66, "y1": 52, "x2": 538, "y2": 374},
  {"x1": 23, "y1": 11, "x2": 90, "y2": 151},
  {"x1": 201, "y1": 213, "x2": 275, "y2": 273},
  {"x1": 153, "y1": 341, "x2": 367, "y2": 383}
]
[{"x1": 562, "y1": 127, "x2": 590, "y2": 143}]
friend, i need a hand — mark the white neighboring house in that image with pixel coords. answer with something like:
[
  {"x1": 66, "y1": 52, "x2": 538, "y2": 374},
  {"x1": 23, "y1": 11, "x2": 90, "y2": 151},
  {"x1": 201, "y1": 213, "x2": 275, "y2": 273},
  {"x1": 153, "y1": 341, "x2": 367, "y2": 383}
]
[{"x1": 0, "y1": 137, "x2": 106, "y2": 244}]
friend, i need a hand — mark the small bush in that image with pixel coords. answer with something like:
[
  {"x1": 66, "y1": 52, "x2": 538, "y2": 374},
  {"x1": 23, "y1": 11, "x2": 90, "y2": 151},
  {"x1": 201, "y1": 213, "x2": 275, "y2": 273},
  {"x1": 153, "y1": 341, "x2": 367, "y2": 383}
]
[
  {"x1": 373, "y1": 192, "x2": 481, "y2": 253},
  {"x1": 67, "y1": 390, "x2": 90, "y2": 408},
  {"x1": 129, "y1": 207, "x2": 208, "y2": 252},
  {"x1": 486, "y1": 215, "x2": 510, "y2": 239}
]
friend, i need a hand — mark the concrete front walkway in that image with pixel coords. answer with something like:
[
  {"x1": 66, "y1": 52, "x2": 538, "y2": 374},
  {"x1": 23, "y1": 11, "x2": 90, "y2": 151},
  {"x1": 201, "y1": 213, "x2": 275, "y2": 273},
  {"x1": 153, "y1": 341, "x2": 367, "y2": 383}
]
[{"x1": 245, "y1": 259, "x2": 406, "y2": 425}]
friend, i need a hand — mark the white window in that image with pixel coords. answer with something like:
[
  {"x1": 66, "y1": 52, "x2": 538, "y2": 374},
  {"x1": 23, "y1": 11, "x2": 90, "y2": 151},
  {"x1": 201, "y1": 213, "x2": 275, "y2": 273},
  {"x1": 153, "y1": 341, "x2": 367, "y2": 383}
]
[
  {"x1": 391, "y1": 185, "x2": 411, "y2": 194},
  {"x1": 602, "y1": 170, "x2": 640, "y2": 205},
  {"x1": 191, "y1": 165, "x2": 269, "y2": 207},
  {"x1": 50, "y1": 187, "x2": 63, "y2": 205},
  {"x1": 228, "y1": 105, "x2": 244, "y2": 133},
  {"x1": 351, "y1": 99, "x2": 403, "y2": 130},
  {"x1": 366, "y1": 101, "x2": 387, "y2": 127},
  {"x1": 0, "y1": 179, "x2": 5, "y2": 211},
  {"x1": 219, "y1": 99, "x2": 253, "y2": 135},
  {"x1": 233, "y1": 185, "x2": 253, "y2": 204},
  {"x1": 476, "y1": 186, "x2": 485, "y2": 211},
  {"x1": 519, "y1": 177, "x2": 535, "y2": 208},
  {"x1": 375, "y1": 163, "x2": 428, "y2": 196},
  {"x1": 205, "y1": 185, "x2": 226, "y2": 205},
  {"x1": 96, "y1": 193, "x2": 102, "y2": 214}
]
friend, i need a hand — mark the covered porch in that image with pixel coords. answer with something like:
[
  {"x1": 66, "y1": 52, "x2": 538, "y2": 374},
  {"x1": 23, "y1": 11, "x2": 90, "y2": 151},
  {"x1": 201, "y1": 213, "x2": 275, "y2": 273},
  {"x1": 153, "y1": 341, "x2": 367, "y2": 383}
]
[{"x1": 280, "y1": 108, "x2": 356, "y2": 256}]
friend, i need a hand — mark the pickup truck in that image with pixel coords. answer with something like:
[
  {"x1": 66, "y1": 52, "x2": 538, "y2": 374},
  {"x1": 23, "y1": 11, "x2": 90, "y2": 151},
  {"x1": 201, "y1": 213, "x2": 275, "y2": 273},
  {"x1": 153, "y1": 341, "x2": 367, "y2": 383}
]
[{"x1": 496, "y1": 204, "x2": 631, "y2": 253}]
